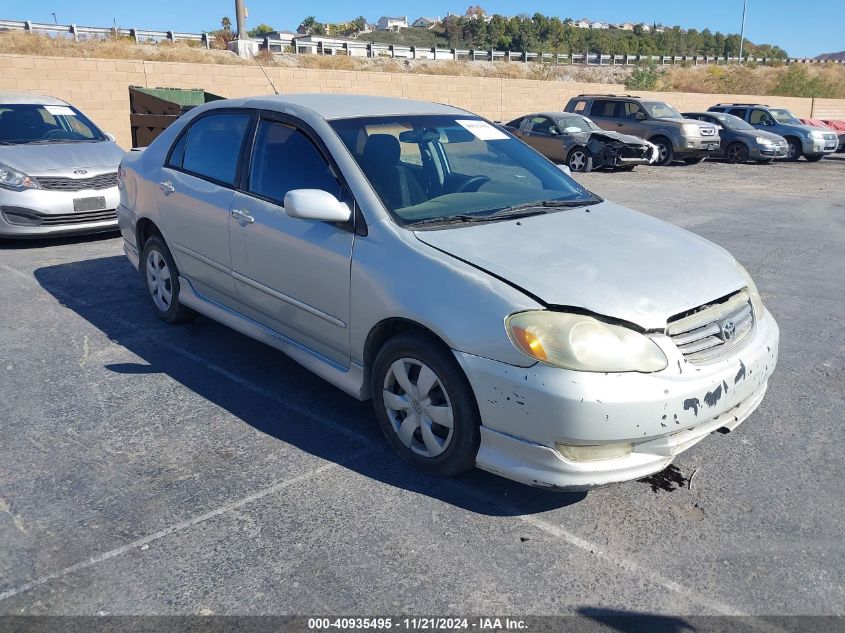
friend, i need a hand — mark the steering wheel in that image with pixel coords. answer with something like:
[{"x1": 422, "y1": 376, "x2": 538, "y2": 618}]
[
  {"x1": 44, "y1": 129, "x2": 70, "y2": 139},
  {"x1": 455, "y1": 175, "x2": 491, "y2": 193}
]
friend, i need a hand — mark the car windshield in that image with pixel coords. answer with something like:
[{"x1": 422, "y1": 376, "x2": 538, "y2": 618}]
[
  {"x1": 0, "y1": 104, "x2": 107, "y2": 145},
  {"x1": 642, "y1": 101, "x2": 684, "y2": 119},
  {"x1": 769, "y1": 108, "x2": 802, "y2": 124},
  {"x1": 712, "y1": 113, "x2": 754, "y2": 130},
  {"x1": 330, "y1": 115, "x2": 597, "y2": 226},
  {"x1": 555, "y1": 116, "x2": 602, "y2": 132}
]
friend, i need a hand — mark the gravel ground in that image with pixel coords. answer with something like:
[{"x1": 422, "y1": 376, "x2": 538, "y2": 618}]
[{"x1": 0, "y1": 155, "x2": 843, "y2": 621}]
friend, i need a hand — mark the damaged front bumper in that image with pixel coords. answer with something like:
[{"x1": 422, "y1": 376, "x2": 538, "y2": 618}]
[{"x1": 455, "y1": 308, "x2": 779, "y2": 490}]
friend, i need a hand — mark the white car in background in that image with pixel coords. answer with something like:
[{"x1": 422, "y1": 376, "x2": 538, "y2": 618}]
[{"x1": 0, "y1": 92, "x2": 124, "y2": 238}]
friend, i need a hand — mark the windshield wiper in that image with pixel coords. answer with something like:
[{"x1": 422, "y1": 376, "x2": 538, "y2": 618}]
[
  {"x1": 406, "y1": 214, "x2": 491, "y2": 228},
  {"x1": 485, "y1": 196, "x2": 603, "y2": 216}
]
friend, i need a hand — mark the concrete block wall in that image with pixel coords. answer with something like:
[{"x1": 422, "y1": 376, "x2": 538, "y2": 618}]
[{"x1": 1, "y1": 53, "x2": 843, "y2": 149}]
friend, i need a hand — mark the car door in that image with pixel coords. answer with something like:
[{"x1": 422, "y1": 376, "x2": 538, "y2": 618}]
[
  {"x1": 156, "y1": 110, "x2": 251, "y2": 304},
  {"x1": 588, "y1": 99, "x2": 622, "y2": 133},
  {"x1": 749, "y1": 108, "x2": 775, "y2": 131},
  {"x1": 228, "y1": 115, "x2": 354, "y2": 367},
  {"x1": 618, "y1": 101, "x2": 649, "y2": 138},
  {"x1": 523, "y1": 116, "x2": 565, "y2": 161}
]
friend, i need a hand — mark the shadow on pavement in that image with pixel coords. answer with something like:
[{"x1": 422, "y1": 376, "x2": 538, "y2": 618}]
[
  {"x1": 0, "y1": 230, "x2": 120, "y2": 250},
  {"x1": 35, "y1": 254, "x2": 586, "y2": 517},
  {"x1": 578, "y1": 608, "x2": 695, "y2": 633}
]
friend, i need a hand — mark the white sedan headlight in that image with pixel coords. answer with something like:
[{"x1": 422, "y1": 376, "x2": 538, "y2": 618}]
[
  {"x1": 735, "y1": 261, "x2": 765, "y2": 318},
  {"x1": 0, "y1": 161, "x2": 39, "y2": 191},
  {"x1": 506, "y1": 311, "x2": 667, "y2": 373}
]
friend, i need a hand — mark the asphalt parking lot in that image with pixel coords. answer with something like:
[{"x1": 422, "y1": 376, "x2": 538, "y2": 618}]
[{"x1": 0, "y1": 156, "x2": 843, "y2": 620}]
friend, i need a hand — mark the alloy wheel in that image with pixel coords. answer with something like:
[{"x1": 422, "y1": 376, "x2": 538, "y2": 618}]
[
  {"x1": 145, "y1": 249, "x2": 173, "y2": 312},
  {"x1": 382, "y1": 358, "x2": 454, "y2": 458},
  {"x1": 568, "y1": 150, "x2": 587, "y2": 172}
]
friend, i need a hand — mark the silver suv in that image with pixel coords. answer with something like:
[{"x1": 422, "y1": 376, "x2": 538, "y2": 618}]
[
  {"x1": 565, "y1": 94, "x2": 720, "y2": 166},
  {"x1": 707, "y1": 103, "x2": 838, "y2": 162}
]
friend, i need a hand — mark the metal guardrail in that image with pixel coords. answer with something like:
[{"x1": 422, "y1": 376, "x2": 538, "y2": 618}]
[{"x1": 2, "y1": 18, "x2": 842, "y2": 66}]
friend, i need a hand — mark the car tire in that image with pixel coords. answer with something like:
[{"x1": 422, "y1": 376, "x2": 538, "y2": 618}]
[
  {"x1": 371, "y1": 332, "x2": 480, "y2": 478},
  {"x1": 567, "y1": 147, "x2": 593, "y2": 173},
  {"x1": 140, "y1": 236, "x2": 197, "y2": 324},
  {"x1": 616, "y1": 165, "x2": 636, "y2": 172},
  {"x1": 805, "y1": 154, "x2": 824, "y2": 162},
  {"x1": 725, "y1": 142, "x2": 749, "y2": 164},
  {"x1": 784, "y1": 137, "x2": 803, "y2": 162},
  {"x1": 652, "y1": 137, "x2": 674, "y2": 166},
  {"x1": 683, "y1": 156, "x2": 707, "y2": 165},
  {"x1": 755, "y1": 159, "x2": 773, "y2": 164}
]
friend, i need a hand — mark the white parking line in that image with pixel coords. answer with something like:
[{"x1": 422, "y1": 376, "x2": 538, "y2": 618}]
[
  {"x1": 0, "y1": 447, "x2": 374, "y2": 603},
  {"x1": 1, "y1": 260, "x2": 781, "y2": 624}
]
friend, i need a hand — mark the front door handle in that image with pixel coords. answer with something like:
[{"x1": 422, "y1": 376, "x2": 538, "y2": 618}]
[
  {"x1": 231, "y1": 209, "x2": 255, "y2": 224},
  {"x1": 158, "y1": 180, "x2": 175, "y2": 195}
]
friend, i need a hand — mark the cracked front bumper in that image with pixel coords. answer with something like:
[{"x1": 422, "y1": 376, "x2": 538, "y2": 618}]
[{"x1": 455, "y1": 309, "x2": 779, "y2": 490}]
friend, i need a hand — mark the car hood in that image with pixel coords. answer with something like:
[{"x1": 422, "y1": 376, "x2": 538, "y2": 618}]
[
  {"x1": 0, "y1": 141, "x2": 125, "y2": 175},
  {"x1": 779, "y1": 122, "x2": 828, "y2": 134},
  {"x1": 586, "y1": 130, "x2": 648, "y2": 145},
  {"x1": 741, "y1": 129, "x2": 785, "y2": 142},
  {"x1": 414, "y1": 201, "x2": 744, "y2": 330}
]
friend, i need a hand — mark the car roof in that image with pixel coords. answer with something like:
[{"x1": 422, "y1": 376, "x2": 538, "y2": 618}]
[
  {"x1": 219, "y1": 93, "x2": 470, "y2": 120},
  {"x1": 0, "y1": 91, "x2": 70, "y2": 106}
]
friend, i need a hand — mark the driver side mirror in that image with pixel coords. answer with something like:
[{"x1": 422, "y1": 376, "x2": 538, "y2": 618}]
[
  {"x1": 284, "y1": 189, "x2": 351, "y2": 223},
  {"x1": 635, "y1": 111, "x2": 647, "y2": 121},
  {"x1": 548, "y1": 126, "x2": 561, "y2": 136}
]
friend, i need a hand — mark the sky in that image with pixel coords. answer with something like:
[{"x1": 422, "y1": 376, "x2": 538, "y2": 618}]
[{"x1": 7, "y1": 0, "x2": 844, "y2": 58}]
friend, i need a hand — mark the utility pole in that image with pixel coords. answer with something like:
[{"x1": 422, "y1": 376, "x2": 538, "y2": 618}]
[
  {"x1": 738, "y1": 0, "x2": 748, "y2": 64},
  {"x1": 235, "y1": 0, "x2": 247, "y2": 40},
  {"x1": 51, "y1": 12, "x2": 57, "y2": 24}
]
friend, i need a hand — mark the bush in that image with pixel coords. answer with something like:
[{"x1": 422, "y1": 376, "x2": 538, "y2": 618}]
[
  {"x1": 770, "y1": 65, "x2": 838, "y2": 98},
  {"x1": 625, "y1": 62, "x2": 664, "y2": 90}
]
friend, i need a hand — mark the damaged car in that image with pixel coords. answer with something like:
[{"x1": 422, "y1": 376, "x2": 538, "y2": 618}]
[
  {"x1": 503, "y1": 112, "x2": 657, "y2": 172},
  {"x1": 118, "y1": 94, "x2": 779, "y2": 490}
]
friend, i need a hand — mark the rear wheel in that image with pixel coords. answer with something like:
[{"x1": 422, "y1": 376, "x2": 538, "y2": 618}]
[
  {"x1": 725, "y1": 142, "x2": 749, "y2": 164},
  {"x1": 784, "y1": 137, "x2": 803, "y2": 162},
  {"x1": 652, "y1": 137, "x2": 674, "y2": 166},
  {"x1": 805, "y1": 154, "x2": 824, "y2": 162},
  {"x1": 141, "y1": 236, "x2": 197, "y2": 324},
  {"x1": 567, "y1": 147, "x2": 594, "y2": 173},
  {"x1": 372, "y1": 332, "x2": 480, "y2": 477}
]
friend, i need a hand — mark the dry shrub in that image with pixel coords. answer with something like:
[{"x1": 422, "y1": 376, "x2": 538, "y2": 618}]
[{"x1": 297, "y1": 54, "x2": 363, "y2": 71}]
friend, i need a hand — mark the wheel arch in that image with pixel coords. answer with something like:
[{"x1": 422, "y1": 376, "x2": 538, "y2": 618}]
[
  {"x1": 363, "y1": 317, "x2": 453, "y2": 377},
  {"x1": 136, "y1": 217, "x2": 164, "y2": 254}
]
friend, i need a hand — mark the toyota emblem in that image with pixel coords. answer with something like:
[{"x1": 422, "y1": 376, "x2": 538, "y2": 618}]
[
  {"x1": 721, "y1": 320, "x2": 736, "y2": 340},
  {"x1": 73, "y1": 169, "x2": 88, "y2": 175}
]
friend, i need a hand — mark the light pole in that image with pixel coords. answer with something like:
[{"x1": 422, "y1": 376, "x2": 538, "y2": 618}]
[
  {"x1": 235, "y1": 0, "x2": 247, "y2": 40},
  {"x1": 738, "y1": 0, "x2": 748, "y2": 63}
]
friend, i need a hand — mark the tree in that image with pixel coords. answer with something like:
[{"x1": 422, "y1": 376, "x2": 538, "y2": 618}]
[
  {"x1": 248, "y1": 23, "x2": 274, "y2": 38},
  {"x1": 221, "y1": 16, "x2": 232, "y2": 34},
  {"x1": 466, "y1": 5, "x2": 486, "y2": 18}
]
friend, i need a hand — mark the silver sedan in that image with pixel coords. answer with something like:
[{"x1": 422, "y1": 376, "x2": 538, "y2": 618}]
[
  {"x1": 117, "y1": 94, "x2": 779, "y2": 490},
  {"x1": 0, "y1": 92, "x2": 123, "y2": 238}
]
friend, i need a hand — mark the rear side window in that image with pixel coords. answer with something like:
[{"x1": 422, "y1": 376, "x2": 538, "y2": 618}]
[
  {"x1": 179, "y1": 112, "x2": 250, "y2": 186},
  {"x1": 506, "y1": 117, "x2": 525, "y2": 128},
  {"x1": 570, "y1": 100, "x2": 588, "y2": 113},
  {"x1": 247, "y1": 119, "x2": 341, "y2": 205},
  {"x1": 590, "y1": 100, "x2": 620, "y2": 118}
]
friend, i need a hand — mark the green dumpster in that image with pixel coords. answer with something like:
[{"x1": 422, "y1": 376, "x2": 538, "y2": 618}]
[{"x1": 129, "y1": 86, "x2": 223, "y2": 147}]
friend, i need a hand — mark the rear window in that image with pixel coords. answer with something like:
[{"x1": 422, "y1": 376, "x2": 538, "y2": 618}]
[{"x1": 570, "y1": 100, "x2": 588, "y2": 114}]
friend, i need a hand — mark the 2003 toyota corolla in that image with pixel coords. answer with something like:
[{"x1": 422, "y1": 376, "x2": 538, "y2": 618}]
[{"x1": 116, "y1": 94, "x2": 779, "y2": 490}]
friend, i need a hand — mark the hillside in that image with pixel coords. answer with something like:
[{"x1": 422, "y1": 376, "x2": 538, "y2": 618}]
[{"x1": 816, "y1": 51, "x2": 845, "y2": 61}]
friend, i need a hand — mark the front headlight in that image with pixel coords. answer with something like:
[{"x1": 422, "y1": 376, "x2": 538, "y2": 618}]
[
  {"x1": 0, "y1": 161, "x2": 39, "y2": 191},
  {"x1": 735, "y1": 261, "x2": 765, "y2": 318},
  {"x1": 809, "y1": 130, "x2": 825, "y2": 140},
  {"x1": 506, "y1": 311, "x2": 667, "y2": 373},
  {"x1": 682, "y1": 123, "x2": 701, "y2": 137},
  {"x1": 755, "y1": 136, "x2": 774, "y2": 145}
]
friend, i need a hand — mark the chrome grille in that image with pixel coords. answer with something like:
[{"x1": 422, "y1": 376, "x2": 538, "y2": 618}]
[
  {"x1": 2, "y1": 208, "x2": 117, "y2": 227},
  {"x1": 36, "y1": 172, "x2": 118, "y2": 191},
  {"x1": 823, "y1": 133, "x2": 837, "y2": 142},
  {"x1": 667, "y1": 291, "x2": 754, "y2": 363}
]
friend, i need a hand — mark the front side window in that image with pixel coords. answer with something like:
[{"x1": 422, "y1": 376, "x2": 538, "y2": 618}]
[
  {"x1": 180, "y1": 112, "x2": 250, "y2": 186},
  {"x1": 0, "y1": 104, "x2": 106, "y2": 145},
  {"x1": 248, "y1": 119, "x2": 340, "y2": 205},
  {"x1": 641, "y1": 101, "x2": 683, "y2": 119},
  {"x1": 330, "y1": 115, "x2": 596, "y2": 226},
  {"x1": 528, "y1": 117, "x2": 556, "y2": 134},
  {"x1": 622, "y1": 102, "x2": 644, "y2": 119},
  {"x1": 749, "y1": 109, "x2": 774, "y2": 125}
]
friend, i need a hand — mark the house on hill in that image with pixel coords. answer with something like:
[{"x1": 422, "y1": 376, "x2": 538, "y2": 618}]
[
  {"x1": 376, "y1": 16, "x2": 409, "y2": 31},
  {"x1": 412, "y1": 16, "x2": 439, "y2": 29}
]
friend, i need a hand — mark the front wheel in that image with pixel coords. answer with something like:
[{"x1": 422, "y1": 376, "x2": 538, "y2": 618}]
[
  {"x1": 805, "y1": 154, "x2": 825, "y2": 162},
  {"x1": 141, "y1": 236, "x2": 197, "y2": 324},
  {"x1": 567, "y1": 147, "x2": 594, "y2": 173},
  {"x1": 725, "y1": 142, "x2": 749, "y2": 164},
  {"x1": 372, "y1": 333, "x2": 480, "y2": 477},
  {"x1": 683, "y1": 156, "x2": 707, "y2": 165},
  {"x1": 652, "y1": 137, "x2": 674, "y2": 166},
  {"x1": 784, "y1": 138, "x2": 803, "y2": 162}
]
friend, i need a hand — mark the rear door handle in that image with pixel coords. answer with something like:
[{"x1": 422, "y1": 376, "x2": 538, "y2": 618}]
[
  {"x1": 158, "y1": 180, "x2": 175, "y2": 195},
  {"x1": 231, "y1": 209, "x2": 255, "y2": 224}
]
